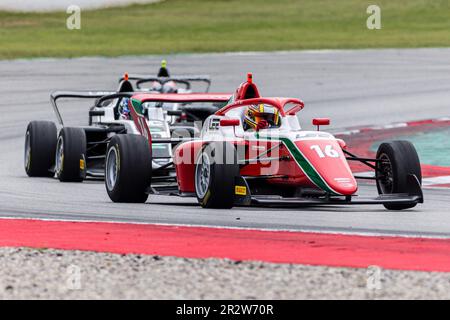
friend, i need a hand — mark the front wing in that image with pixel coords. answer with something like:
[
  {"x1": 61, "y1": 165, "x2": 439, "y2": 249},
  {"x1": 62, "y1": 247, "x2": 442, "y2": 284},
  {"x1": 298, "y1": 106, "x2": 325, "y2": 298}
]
[{"x1": 234, "y1": 174, "x2": 424, "y2": 208}]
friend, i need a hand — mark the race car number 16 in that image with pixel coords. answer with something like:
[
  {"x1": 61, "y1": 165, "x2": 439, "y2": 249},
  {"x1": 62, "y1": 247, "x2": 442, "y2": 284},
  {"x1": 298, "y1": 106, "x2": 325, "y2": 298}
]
[{"x1": 310, "y1": 145, "x2": 339, "y2": 158}]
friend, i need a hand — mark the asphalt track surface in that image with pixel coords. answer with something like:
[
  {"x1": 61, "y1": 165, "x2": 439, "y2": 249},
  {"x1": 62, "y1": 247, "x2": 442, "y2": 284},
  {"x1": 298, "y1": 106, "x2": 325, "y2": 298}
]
[{"x1": 1, "y1": 49, "x2": 449, "y2": 238}]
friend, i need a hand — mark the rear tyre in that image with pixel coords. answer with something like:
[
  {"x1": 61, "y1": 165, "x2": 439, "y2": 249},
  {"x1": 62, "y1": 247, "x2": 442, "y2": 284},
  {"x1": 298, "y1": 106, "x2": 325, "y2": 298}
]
[
  {"x1": 105, "y1": 134, "x2": 152, "y2": 203},
  {"x1": 376, "y1": 140, "x2": 422, "y2": 210},
  {"x1": 195, "y1": 142, "x2": 239, "y2": 209},
  {"x1": 55, "y1": 127, "x2": 87, "y2": 182},
  {"x1": 24, "y1": 121, "x2": 57, "y2": 177}
]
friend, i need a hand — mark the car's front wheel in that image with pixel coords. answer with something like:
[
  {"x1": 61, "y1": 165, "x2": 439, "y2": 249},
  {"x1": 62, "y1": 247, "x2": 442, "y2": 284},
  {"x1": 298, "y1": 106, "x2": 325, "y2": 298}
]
[
  {"x1": 376, "y1": 140, "x2": 422, "y2": 210},
  {"x1": 195, "y1": 142, "x2": 239, "y2": 209},
  {"x1": 105, "y1": 134, "x2": 152, "y2": 203}
]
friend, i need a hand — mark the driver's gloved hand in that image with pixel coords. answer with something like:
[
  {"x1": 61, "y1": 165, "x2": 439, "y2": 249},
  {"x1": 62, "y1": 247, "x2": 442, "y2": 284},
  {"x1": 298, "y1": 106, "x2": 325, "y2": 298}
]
[{"x1": 256, "y1": 120, "x2": 269, "y2": 131}]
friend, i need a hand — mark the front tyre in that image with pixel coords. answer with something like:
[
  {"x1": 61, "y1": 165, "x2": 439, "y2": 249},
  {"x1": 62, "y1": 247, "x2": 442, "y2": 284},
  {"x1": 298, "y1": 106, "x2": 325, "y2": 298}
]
[
  {"x1": 105, "y1": 134, "x2": 152, "y2": 203},
  {"x1": 376, "y1": 140, "x2": 422, "y2": 210},
  {"x1": 195, "y1": 142, "x2": 239, "y2": 209},
  {"x1": 55, "y1": 127, "x2": 87, "y2": 182},
  {"x1": 25, "y1": 121, "x2": 57, "y2": 177}
]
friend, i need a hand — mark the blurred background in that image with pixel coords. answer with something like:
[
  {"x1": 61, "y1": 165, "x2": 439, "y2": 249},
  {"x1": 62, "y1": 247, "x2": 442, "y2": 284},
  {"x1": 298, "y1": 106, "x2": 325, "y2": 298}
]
[{"x1": 0, "y1": 0, "x2": 449, "y2": 59}]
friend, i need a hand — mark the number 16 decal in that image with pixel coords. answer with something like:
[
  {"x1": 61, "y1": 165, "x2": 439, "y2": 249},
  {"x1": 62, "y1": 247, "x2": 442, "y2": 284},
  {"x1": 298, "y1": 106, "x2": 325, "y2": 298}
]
[{"x1": 310, "y1": 145, "x2": 339, "y2": 158}]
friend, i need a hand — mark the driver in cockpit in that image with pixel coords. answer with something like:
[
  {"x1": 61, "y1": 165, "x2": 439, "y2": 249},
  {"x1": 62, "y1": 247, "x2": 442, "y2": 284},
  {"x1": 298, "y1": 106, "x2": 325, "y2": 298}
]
[{"x1": 243, "y1": 104, "x2": 281, "y2": 131}]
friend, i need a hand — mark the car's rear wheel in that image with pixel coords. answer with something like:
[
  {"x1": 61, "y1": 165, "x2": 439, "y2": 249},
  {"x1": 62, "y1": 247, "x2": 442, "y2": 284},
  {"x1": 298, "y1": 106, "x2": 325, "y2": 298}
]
[
  {"x1": 55, "y1": 127, "x2": 87, "y2": 182},
  {"x1": 195, "y1": 142, "x2": 239, "y2": 209},
  {"x1": 105, "y1": 134, "x2": 152, "y2": 203},
  {"x1": 24, "y1": 121, "x2": 57, "y2": 177},
  {"x1": 376, "y1": 140, "x2": 422, "y2": 210}
]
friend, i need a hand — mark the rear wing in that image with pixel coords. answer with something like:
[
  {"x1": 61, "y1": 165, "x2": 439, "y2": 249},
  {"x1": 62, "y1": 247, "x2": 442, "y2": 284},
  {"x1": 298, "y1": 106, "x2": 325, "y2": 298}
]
[
  {"x1": 119, "y1": 74, "x2": 212, "y2": 92},
  {"x1": 51, "y1": 90, "x2": 231, "y2": 126},
  {"x1": 50, "y1": 91, "x2": 125, "y2": 126}
]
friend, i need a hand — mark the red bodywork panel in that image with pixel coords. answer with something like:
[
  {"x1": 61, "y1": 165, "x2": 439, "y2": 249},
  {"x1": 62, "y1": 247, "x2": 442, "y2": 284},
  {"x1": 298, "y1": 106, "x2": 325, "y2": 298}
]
[
  {"x1": 233, "y1": 79, "x2": 260, "y2": 100},
  {"x1": 239, "y1": 140, "x2": 315, "y2": 186},
  {"x1": 174, "y1": 141, "x2": 203, "y2": 193},
  {"x1": 224, "y1": 76, "x2": 304, "y2": 116},
  {"x1": 174, "y1": 138, "x2": 357, "y2": 196},
  {"x1": 129, "y1": 99, "x2": 152, "y2": 149},
  {"x1": 292, "y1": 139, "x2": 357, "y2": 195}
]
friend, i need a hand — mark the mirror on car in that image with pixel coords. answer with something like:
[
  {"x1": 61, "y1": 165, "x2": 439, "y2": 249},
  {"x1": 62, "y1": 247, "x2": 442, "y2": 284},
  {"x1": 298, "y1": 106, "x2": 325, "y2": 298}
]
[
  {"x1": 312, "y1": 118, "x2": 330, "y2": 131},
  {"x1": 220, "y1": 119, "x2": 240, "y2": 127}
]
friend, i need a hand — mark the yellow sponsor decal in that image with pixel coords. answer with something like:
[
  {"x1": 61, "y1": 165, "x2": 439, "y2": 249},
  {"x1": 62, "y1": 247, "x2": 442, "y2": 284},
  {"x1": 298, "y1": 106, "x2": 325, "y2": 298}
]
[
  {"x1": 202, "y1": 190, "x2": 211, "y2": 206},
  {"x1": 80, "y1": 159, "x2": 85, "y2": 170},
  {"x1": 235, "y1": 185, "x2": 247, "y2": 196}
]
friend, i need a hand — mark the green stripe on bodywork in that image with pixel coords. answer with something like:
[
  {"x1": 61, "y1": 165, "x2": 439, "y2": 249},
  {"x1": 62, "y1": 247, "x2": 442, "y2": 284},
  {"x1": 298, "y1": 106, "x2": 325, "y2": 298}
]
[
  {"x1": 250, "y1": 134, "x2": 339, "y2": 194},
  {"x1": 279, "y1": 138, "x2": 338, "y2": 195},
  {"x1": 130, "y1": 98, "x2": 143, "y2": 118}
]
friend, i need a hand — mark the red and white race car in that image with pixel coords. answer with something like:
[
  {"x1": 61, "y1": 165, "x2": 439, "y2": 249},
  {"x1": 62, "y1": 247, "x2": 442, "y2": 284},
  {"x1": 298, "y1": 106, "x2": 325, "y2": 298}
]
[{"x1": 105, "y1": 74, "x2": 423, "y2": 210}]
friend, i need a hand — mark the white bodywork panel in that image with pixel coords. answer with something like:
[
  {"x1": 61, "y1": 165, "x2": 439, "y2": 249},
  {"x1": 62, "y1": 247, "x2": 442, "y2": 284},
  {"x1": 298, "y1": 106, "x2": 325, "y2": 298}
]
[{"x1": 90, "y1": 98, "x2": 173, "y2": 169}]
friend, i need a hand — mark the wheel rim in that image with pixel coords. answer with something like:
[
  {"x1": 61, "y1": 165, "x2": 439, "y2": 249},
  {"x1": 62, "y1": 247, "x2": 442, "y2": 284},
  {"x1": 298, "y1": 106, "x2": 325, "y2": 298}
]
[
  {"x1": 377, "y1": 153, "x2": 394, "y2": 194},
  {"x1": 55, "y1": 136, "x2": 64, "y2": 176},
  {"x1": 106, "y1": 147, "x2": 119, "y2": 191},
  {"x1": 24, "y1": 131, "x2": 31, "y2": 171},
  {"x1": 195, "y1": 152, "x2": 211, "y2": 198}
]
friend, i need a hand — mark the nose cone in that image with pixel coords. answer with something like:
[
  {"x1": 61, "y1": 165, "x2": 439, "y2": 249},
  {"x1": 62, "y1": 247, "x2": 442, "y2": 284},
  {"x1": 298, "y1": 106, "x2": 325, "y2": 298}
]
[
  {"x1": 326, "y1": 176, "x2": 358, "y2": 196},
  {"x1": 292, "y1": 139, "x2": 358, "y2": 196}
]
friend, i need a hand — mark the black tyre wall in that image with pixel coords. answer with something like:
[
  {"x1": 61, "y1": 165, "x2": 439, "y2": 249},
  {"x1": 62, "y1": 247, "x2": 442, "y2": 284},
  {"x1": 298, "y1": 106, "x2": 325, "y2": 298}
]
[
  {"x1": 376, "y1": 140, "x2": 422, "y2": 193},
  {"x1": 105, "y1": 134, "x2": 152, "y2": 203},
  {"x1": 376, "y1": 140, "x2": 422, "y2": 210},
  {"x1": 56, "y1": 127, "x2": 87, "y2": 182},
  {"x1": 25, "y1": 121, "x2": 57, "y2": 177},
  {"x1": 195, "y1": 141, "x2": 239, "y2": 209}
]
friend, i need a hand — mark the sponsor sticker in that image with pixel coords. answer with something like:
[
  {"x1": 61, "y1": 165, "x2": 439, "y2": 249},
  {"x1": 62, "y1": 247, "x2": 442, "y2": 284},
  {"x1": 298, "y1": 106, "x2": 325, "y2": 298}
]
[
  {"x1": 251, "y1": 145, "x2": 266, "y2": 151},
  {"x1": 235, "y1": 185, "x2": 247, "y2": 196}
]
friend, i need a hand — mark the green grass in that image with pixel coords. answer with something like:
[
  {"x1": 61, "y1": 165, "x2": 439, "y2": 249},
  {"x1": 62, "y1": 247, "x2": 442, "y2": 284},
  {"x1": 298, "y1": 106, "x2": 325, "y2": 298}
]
[{"x1": 0, "y1": 0, "x2": 449, "y2": 59}]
